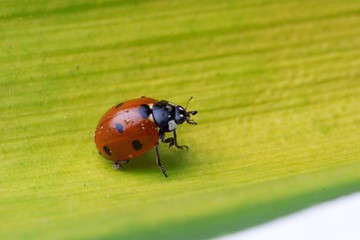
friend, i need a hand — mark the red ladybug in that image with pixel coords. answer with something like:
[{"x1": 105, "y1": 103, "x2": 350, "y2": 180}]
[{"x1": 94, "y1": 96, "x2": 197, "y2": 177}]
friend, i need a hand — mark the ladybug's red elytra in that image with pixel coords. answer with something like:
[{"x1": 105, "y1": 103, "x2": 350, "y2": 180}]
[{"x1": 94, "y1": 96, "x2": 197, "y2": 177}]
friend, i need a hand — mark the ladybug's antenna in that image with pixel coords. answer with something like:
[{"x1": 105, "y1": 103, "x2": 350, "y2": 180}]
[{"x1": 184, "y1": 96, "x2": 193, "y2": 110}]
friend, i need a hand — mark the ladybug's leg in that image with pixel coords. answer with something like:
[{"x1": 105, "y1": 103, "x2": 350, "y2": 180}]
[
  {"x1": 160, "y1": 129, "x2": 175, "y2": 148},
  {"x1": 173, "y1": 131, "x2": 189, "y2": 149},
  {"x1": 159, "y1": 130, "x2": 165, "y2": 142},
  {"x1": 155, "y1": 142, "x2": 168, "y2": 178},
  {"x1": 163, "y1": 137, "x2": 175, "y2": 148},
  {"x1": 112, "y1": 160, "x2": 123, "y2": 170},
  {"x1": 164, "y1": 131, "x2": 189, "y2": 150},
  {"x1": 113, "y1": 159, "x2": 129, "y2": 170}
]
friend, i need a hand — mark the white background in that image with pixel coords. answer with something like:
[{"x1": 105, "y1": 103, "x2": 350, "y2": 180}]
[{"x1": 214, "y1": 192, "x2": 360, "y2": 240}]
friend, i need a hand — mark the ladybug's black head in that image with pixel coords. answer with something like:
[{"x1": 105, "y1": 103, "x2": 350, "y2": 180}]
[
  {"x1": 174, "y1": 96, "x2": 197, "y2": 125},
  {"x1": 152, "y1": 97, "x2": 197, "y2": 132}
]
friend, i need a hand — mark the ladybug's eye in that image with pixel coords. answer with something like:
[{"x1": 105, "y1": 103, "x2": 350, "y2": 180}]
[{"x1": 174, "y1": 106, "x2": 187, "y2": 124}]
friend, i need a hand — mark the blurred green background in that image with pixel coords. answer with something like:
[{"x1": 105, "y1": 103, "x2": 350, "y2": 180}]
[{"x1": 1, "y1": 0, "x2": 360, "y2": 239}]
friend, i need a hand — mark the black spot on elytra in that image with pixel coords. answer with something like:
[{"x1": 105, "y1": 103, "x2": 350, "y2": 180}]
[
  {"x1": 132, "y1": 140, "x2": 142, "y2": 151},
  {"x1": 115, "y1": 123, "x2": 124, "y2": 133},
  {"x1": 138, "y1": 104, "x2": 151, "y2": 118},
  {"x1": 103, "y1": 146, "x2": 112, "y2": 156},
  {"x1": 115, "y1": 103, "x2": 123, "y2": 109}
]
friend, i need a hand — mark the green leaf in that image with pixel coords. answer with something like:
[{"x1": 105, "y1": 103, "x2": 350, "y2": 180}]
[{"x1": 1, "y1": 0, "x2": 360, "y2": 239}]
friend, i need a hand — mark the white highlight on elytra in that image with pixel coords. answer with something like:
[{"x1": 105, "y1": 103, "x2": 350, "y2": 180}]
[
  {"x1": 179, "y1": 114, "x2": 184, "y2": 118},
  {"x1": 148, "y1": 113, "x2": 154, "y2": 122},
  {"x1": 168, "y1": 120, "x2": 178, "y2": 131},
  {"x1": 147, "y1": 104, "x2": 155, "y2": 122}
]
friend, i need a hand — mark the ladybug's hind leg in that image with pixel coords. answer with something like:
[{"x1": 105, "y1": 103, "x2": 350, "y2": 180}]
[
  {"x1": 155, "y1": 142, "x2": 168, "y2": 178},
  {"x1": 112, "y1": 160, "x2": 129, "y2": 170},
  {"x1": 164, "y1": 130, "x2": 189, "y2": 150},
  {"x1": 112, "y1": 160, "x2": 122, "y2": 170}
]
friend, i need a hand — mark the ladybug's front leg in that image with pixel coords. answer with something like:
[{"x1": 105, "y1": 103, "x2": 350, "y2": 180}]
[
  {"x1": 159, "y1": 129, "x2": 175, "y2": 148},
  {"x1": 159, "y1": 129, "x2": 166, "y2": 142},
  {"x1": 164, "y1": 130, "x2": 189, "y2": 150}
]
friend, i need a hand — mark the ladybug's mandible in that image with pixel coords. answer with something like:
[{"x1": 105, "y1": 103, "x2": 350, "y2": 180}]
[{"x1": 94, "y1": 96, "x2": 197, "y2": 177}]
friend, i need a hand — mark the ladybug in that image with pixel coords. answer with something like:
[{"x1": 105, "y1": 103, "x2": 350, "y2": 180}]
[{"x1": 94, "y1": 96, "x2": 197, "y2": 177}]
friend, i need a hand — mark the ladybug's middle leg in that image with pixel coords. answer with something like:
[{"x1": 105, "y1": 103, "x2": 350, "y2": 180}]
[
  {"x1": 155, "y1": 142, "x2": 168, "y2": 178},
  {"x1": 164, "y1": 130, "x2": 189, "y2": 150}
]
